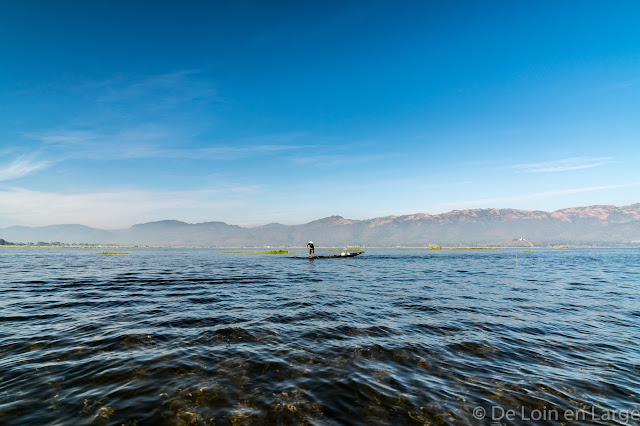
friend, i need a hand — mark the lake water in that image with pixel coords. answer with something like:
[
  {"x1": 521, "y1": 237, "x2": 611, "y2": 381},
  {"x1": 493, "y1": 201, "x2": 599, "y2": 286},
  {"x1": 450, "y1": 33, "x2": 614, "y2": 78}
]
[{"x1": 1, "y1": 248, "x2": 639, "y2": 425}]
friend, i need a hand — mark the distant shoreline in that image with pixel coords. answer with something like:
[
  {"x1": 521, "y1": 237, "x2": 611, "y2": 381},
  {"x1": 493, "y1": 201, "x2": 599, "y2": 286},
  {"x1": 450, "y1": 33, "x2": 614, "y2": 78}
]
[{"x1": 1, "y1": 245, "x2": 638, "y2": 249}]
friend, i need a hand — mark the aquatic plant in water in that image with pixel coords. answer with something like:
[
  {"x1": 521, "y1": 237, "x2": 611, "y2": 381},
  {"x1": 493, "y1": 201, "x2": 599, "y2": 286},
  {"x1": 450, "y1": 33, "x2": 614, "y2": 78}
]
[{"x1": 223, "y1": 250, "x2": 290, "y2": 254}]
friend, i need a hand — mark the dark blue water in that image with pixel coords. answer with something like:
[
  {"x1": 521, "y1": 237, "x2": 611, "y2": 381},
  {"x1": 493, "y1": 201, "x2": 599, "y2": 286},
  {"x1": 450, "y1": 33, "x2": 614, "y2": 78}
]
[{"x1": 1, "y1": 248, "x2": 639, "y2": 424}]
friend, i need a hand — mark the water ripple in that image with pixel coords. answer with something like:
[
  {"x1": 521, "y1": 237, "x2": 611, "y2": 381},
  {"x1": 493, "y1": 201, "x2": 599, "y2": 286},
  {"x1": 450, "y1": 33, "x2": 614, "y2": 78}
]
[{"x1": 1, "y1": 248, "x2": 639, "y2": 424}]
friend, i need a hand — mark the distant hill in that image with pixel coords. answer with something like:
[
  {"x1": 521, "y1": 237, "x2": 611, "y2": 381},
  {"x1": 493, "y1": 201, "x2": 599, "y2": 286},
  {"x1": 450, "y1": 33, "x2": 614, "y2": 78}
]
[{"x1": 2, "y1": 203, "x2": 639, "y2": 246}]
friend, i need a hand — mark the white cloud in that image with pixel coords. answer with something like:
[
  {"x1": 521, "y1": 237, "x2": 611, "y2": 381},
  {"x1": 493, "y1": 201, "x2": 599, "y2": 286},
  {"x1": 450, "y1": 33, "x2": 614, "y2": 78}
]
[
  {"x1": 0, "y1": 186, "x2": 259, "y2": 229},
  {"x1": 0, "y1": 156, "x2": 51, "y2": 181},
  {"x1": 512, "y1": 156, "x2": 613, "y2": 173}
]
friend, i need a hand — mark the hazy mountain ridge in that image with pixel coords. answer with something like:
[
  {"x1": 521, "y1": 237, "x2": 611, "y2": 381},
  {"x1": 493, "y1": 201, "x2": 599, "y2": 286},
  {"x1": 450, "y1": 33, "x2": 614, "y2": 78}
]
[{"x1": 2, "y1": 204, "x2": 639, "y2": 246}]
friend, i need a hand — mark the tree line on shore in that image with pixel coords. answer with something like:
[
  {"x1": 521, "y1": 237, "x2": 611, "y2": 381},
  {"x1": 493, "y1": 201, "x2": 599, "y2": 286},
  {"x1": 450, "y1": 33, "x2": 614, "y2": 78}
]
[{"x1": 0, "y1": 239, "x2": 97, "y2": 246}]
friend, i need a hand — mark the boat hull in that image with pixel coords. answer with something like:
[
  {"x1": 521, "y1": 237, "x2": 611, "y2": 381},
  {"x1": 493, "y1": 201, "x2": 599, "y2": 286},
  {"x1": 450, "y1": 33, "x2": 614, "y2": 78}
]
[{"x1": 309, "y1": 251, "x2": 364, "y2": 259}]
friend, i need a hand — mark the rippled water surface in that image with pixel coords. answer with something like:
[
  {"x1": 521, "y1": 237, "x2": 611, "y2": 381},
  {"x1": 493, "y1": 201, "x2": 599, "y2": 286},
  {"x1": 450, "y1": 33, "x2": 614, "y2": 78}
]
[{"x1": 1, "y1": 248, "x2": 639, "y2": 425}]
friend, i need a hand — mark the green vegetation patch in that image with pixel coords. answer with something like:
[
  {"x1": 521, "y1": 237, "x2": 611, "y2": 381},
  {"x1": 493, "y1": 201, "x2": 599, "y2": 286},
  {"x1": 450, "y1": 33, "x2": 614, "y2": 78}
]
[
  {"x1": 521, "y1": 250, "x2": 536, "y2": 252},
  {"x1": 98, "y1": 252, "x2": 128, "y2": 255},
  {"x1": 448, "y1": 247, "x2": 498, "y2": 250},
  {"x1": 224, "y1": 250, "x2": 290, "y2": 254}
]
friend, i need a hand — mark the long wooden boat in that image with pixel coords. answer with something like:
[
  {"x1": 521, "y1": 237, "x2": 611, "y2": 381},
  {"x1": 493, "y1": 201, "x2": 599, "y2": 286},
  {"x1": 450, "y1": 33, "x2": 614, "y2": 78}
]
[{"x1": 309, "y1": 251, "x2": 364, "y2": 259}]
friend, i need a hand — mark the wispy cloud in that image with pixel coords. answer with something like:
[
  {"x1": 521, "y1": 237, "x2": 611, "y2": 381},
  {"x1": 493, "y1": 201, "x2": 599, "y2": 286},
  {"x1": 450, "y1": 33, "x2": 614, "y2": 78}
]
[
  {"x1": 292, "y1": 153, "x2": 392, "y2": 167},
  {"x1": 23, "y1": 71, "x2": 314, "y2": 164},
  {"x1": 593, "y1": 77, "x2": 640, "y2": 93},
  {"x1": 202, "y1": 144, "x2": 308, "y2": 160},
  {"x1": 32, "y1": 127, "x2": 310, "y2": 161},
  {"x1": 88, "y1": 70, "x2": 222, "y2": 110},
  {"x1": 441, "y1": 182, "x2": 640, "y2": 209},
  {"x1": 30, "y1": 127, "x2": 171, "y2": 159},
  {"x1": 0, "y1": 156, "x2": 51, "y2": 181},
  {"x1": 512, "y1": 156, "x2": 613, "y2": 173},
  {"x1": 38, "y1": 130, "x2": 99, "y2": 145},
  {"x1": 22, "y1": 70, "x2": 224, "y2": 141}
]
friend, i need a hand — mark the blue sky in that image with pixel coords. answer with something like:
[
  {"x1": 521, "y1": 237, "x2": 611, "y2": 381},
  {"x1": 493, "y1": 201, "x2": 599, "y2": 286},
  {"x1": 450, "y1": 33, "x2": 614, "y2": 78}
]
[{"x1": 1, "y1": 1, "x2": 639, "y2": 228}]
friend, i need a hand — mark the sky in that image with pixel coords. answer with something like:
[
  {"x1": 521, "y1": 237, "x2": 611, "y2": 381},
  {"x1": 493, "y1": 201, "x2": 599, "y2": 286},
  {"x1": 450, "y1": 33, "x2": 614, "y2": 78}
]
[{"x1": 1, "y1": 0, "x2": 639, "y2": 228}]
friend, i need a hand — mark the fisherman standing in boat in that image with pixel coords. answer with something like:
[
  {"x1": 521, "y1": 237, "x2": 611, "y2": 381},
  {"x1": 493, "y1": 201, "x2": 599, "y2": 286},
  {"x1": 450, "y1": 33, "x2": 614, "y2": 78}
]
[{"x1": 307, "y1": 241, "x2": 315, "y2": 258}]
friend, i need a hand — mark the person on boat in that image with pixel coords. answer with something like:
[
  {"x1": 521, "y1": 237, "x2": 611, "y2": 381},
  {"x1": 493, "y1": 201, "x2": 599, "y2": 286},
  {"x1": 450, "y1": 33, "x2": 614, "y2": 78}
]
[{"x1": 307, "y1": 241, "x2": 315, "y2": 257}]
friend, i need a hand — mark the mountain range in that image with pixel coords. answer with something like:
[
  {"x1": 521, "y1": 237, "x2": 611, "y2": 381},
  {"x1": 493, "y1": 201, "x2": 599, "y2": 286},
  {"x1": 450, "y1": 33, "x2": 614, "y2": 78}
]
[{"x1": 2, "y1": 203, "x2": 640, "y2": 246}]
